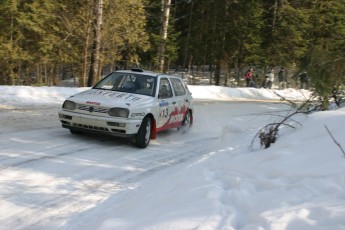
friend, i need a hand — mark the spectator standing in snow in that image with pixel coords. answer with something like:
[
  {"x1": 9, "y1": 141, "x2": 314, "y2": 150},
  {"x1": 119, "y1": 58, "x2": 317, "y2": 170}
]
[
  {"x1": 251, "y1": 73, "x2": 257, "y2": 88},
  {"x1": 261, "y1": 75, "x2": 268, "y2": 88},
  {"x1": 278, "y1": 67, "x2": 287, "y2": 89},
  {"x1": 245, "y1": 67, "x2": 254, "y2": 87},
  {"x1": 299, "y1": 71, "x2": 308, "y2": 89},
  {"x1": 266, "y1": 68, "x2": 274, "y2": 89}
]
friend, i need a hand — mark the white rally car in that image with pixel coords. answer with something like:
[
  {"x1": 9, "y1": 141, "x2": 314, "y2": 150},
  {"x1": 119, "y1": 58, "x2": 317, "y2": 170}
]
[{"x1": 58, "y1": 69, "x2": 193, "y2": 148}]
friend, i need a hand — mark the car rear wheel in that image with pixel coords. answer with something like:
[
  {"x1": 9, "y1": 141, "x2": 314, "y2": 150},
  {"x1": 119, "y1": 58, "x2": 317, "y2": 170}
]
[
  {"x1": 135, "y1": 116, "x2": 152, "y2": 148},
  {"x1": 178, "y1": 110, "x2": 192, "y2": 133}
]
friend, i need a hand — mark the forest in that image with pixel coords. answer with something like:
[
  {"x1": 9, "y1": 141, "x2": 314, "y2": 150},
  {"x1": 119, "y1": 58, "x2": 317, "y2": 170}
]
[{"x1": 0, "y1": 0, "x2": 344, "y2": 101}]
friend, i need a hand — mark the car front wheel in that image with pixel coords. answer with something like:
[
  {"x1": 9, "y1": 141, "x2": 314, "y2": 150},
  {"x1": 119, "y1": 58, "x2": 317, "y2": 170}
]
[
  {"x1": 135, "y1": 116, "x2": 152, "y2": 148},
  {"x1": 70, "y1": 129, "x2": 82, "y2": 134}
]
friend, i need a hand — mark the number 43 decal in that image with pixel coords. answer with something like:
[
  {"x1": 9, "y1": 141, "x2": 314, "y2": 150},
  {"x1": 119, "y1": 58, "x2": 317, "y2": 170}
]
[{"x1": 160, "y1": 108, "x2": 169, "y2": 118}]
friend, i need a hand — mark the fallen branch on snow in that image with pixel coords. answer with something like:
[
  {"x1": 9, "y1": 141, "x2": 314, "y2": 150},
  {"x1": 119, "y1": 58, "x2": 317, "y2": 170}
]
[{"x1": 324, "y1": 125, "x2": 345, "y2": 158}]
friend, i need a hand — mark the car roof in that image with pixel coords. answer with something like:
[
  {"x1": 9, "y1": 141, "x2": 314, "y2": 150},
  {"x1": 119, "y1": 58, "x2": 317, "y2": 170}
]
[
  {"x1": 115, "y1": 69, "x2": 179, "y2": 79},
  {"x1": 115, "y1": 69, "x2": 160, "y2": 77}
]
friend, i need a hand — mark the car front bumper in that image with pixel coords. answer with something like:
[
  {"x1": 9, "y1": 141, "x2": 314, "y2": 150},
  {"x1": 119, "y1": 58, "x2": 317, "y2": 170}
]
[{"x1": 58, "y1": 110, "x2": 142, "y2": 138}]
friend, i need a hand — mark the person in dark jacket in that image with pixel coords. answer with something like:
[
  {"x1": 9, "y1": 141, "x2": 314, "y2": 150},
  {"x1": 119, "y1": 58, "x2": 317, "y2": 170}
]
[
  {"x1": 278, "y1": 67, "x2": 287, "y2": 89},
  {"x1": 299, "y1": 71, "x2": 308, "y2": 89}
]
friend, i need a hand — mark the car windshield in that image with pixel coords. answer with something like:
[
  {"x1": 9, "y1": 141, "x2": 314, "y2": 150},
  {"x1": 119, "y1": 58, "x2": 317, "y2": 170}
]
[{"x1": 93, "y1": 72, "x2": 157, "y2": 97}]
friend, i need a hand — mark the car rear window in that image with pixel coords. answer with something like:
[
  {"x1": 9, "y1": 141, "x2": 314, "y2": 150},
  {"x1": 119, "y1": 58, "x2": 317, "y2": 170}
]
[{"x1": 170, "y1": 78, "x2": 186, "y2": 96}]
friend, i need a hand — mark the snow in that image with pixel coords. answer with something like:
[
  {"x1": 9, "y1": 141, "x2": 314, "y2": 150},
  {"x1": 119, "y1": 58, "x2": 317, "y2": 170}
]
[{"x1": 1, "y1": 85, "x2": 345, "y2": 230}]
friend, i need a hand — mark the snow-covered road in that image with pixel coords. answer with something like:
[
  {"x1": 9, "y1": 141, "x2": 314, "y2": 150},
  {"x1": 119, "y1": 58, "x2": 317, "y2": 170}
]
[
  {"x1": 0, "y1": 101, "x2": 289, "y2": 229},
  {"x1": 1, "y1": 86, "x2": 345, "y2": 229}
]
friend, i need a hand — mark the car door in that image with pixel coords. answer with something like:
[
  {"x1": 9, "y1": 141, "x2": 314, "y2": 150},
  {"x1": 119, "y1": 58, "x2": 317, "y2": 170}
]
[
  {"x1": 157, "y1": 77, "x2": 176, "y2": 130},
  {"x1": 169, "y1": 77, "x2": 190, "y2": 127}
]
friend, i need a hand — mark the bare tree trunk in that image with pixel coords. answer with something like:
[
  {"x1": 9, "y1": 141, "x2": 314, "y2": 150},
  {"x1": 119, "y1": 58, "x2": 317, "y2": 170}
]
[
  {"x1": 97, "y1": 57, "x2": 103, "y2": 78},
  {"x1": 215, "y1": 60, "x2": 221, "y2": 86},
  {"x1": 9, "y1": 12, "x2": 15, "y2": 85},
  {"x1": 272, "y1": 0, "x2": 278, "y2": 35},
  {"x1": 36, "y1": 64, "x2": 41, "y2": 85},
  {"x1": 44, "y1": 64, "x2": 48, "y2": 85},
  {"x1": 158, "y1": 0, "x2": 171, "y2": 73},
  {"x1": 183, "y1": 1, "x2": 193, "y2": 70},
  {"x1": 48, "y1": 65, "x2": 54, "y2": 86},
  {"x1": 88, "y1": 0, "x2": 103, "y2": 87},
  {"x1": 53, "y1": 64, "x2": 59, "y2": 86},
  {"x1": 82, "y1": 25, "x2": 91, "y2": 87},
  {"x1": 18, "y1": 60, "x2": 22, "y2": 85},
  {"x1": 82, "y1": 1, "x2": 93, "y2": 87}
]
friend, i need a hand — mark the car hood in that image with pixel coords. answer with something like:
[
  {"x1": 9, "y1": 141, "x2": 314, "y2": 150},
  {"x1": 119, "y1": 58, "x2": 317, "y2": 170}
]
[{"x1": 68, "y1": 89, "x2": 154, "y2": 108}]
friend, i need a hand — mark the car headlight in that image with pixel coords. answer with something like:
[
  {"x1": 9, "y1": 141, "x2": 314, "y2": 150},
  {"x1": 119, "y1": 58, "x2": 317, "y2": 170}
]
[
  {"x1": 63, "y1": 100, "x2": 76, "y2": 110},
  {"x1": 108, "y1": 108, "x2": 129, "y2": 118}
]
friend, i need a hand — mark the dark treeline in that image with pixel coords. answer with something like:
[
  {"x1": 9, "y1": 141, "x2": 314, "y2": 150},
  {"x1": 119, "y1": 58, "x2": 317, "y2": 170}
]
[{"x1": 1, "y1": 0, "x2": 344, "y2": 102}]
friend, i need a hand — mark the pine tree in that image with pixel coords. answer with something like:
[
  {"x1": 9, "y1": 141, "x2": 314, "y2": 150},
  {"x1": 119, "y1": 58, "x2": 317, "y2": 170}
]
[
  {"x1": 175, "y1": 0, "x2": 264, "y2": 85},
  {"x1": 303, "y1": 0, "x2": 345, "y2": 109},
  {"x1": 261, "y1": 0, "x2": 309, "y2": 67},
  {"x1": 0, "y1": 0, "x2": 31, "y2": 85},
  {"x1": 102, "y1": 0, "x2": 149, "y2": 70}
]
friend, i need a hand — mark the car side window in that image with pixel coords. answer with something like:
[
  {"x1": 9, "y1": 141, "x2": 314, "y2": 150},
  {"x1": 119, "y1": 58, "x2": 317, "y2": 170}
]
[
  {"x1": 170, "y1": 78, "x2": 186, "y2": 96},
  {"x1": 158, "y1": 78, "x2": 173, "y2": 99}
]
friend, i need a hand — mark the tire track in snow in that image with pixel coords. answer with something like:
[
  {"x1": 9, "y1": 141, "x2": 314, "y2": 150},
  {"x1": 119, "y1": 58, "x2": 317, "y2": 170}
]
[
  {"x1": 0, "y1": 137, "x2": 216, "y2": 230},
  {"x1": 0, "y1": 147, "x2": 91, "y2": 170}
]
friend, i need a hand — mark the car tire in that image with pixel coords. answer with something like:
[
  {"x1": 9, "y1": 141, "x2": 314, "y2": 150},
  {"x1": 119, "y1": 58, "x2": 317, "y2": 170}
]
[
  {"x1": 135, "y1": 116, "x2": 152, "y2": 148},
  {"x1": 70, "y1": 129, "x2": 82, "y2": 134},
  {"x1": 178, "y1": 110, "x2": 192, "y2": 133}
]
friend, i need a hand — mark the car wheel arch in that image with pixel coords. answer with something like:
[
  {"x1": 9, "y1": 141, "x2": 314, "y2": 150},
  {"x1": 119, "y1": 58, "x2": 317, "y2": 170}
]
[
  {"x1": 177, "y1": 109, "x2": 193, "y2": 133},
  {"x1": 145, "y1": 113, "x2": 157, "y2": 139}
]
